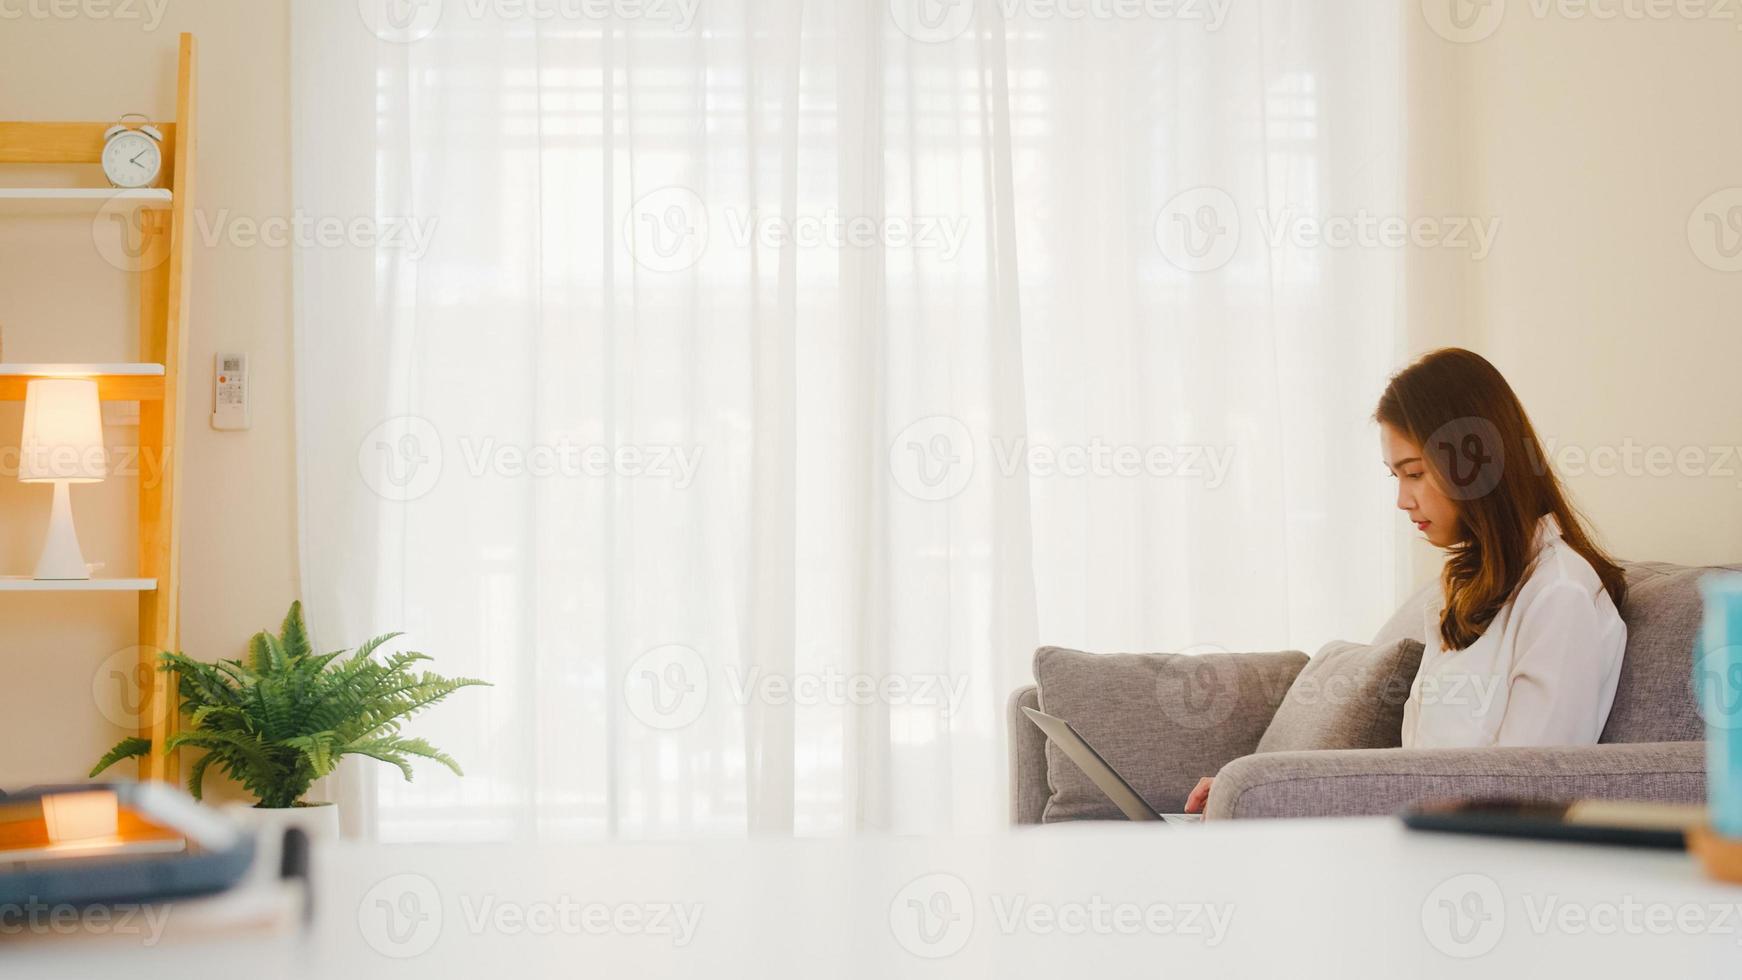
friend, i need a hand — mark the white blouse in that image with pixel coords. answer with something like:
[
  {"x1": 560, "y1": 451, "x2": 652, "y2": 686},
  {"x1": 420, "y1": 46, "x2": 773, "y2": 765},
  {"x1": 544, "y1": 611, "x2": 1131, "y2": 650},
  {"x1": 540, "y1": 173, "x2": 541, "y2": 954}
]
[{"x1": 1401, "y1": 515, "x2": 1628, "y2": 749}]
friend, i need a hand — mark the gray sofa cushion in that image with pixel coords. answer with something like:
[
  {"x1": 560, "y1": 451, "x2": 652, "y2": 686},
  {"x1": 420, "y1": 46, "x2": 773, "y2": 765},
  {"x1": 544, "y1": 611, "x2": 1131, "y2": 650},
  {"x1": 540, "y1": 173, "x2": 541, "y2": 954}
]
[
  {"x1": 1604, "y1": 560, "x2": 1742, "y2": 743},
  {"x1": 1206, "y1": 741, "x2": 1707, "y2": 819},
  {"x1": 1032, "y1": 646, "x2": 1307, "y2": 821},
  {"x1": 1008, "y1": 686, "x2": 1049, "y2": 825},
  {"x1": 1256, "y1": 638, "x2": 1425, "y2": 753}
]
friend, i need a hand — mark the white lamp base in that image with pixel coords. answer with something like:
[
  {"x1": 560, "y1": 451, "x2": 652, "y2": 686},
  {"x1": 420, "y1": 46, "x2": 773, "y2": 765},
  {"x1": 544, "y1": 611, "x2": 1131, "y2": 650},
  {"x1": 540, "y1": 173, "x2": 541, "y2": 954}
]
[{"x1": 33, "y1": 481, "x2": 90, "y2": 581}]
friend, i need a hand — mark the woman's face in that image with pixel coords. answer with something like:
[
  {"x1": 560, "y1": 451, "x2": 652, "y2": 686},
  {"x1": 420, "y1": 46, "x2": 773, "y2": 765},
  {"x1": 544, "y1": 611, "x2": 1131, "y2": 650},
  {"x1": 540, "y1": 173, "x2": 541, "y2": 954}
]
[{"x1": 1382, "y1": 423, "x2": 1461, "y2": 548}]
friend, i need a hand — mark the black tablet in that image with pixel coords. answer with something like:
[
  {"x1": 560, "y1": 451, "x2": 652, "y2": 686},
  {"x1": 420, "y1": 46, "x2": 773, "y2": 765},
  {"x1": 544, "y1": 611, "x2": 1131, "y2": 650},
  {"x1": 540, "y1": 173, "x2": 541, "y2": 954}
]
[
  {"x1": 1400, "y1": 798, "x2": 1703, "y2": 850},
  {"x1": 0, "y1": 782, "x2": 256, "y2": 906}
]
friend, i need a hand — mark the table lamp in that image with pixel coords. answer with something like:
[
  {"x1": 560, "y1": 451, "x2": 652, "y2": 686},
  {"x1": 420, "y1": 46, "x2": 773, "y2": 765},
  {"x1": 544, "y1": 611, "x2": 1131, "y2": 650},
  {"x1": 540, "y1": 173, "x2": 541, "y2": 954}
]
[{"x1": 19, "y1": 378, "x2": 106, "y2": 580}]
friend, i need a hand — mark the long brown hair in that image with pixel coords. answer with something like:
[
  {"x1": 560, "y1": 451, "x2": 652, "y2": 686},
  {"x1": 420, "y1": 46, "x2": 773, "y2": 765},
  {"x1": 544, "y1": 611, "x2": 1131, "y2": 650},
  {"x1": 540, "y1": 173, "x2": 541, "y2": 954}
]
[{"x1": 1374, "y1": 348, "x2": 1626, "y2": 650}]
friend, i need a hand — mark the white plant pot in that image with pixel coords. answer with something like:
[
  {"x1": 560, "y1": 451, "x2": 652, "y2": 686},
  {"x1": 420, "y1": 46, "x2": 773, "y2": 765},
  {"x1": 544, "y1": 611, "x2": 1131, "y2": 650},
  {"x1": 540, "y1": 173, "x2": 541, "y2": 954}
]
[
  {"x1": 224, "y1": 801, "x2": 342, "y2": 840},
  {"x1": 223, "y1": 801, "x2": 339, "y2": 885}
]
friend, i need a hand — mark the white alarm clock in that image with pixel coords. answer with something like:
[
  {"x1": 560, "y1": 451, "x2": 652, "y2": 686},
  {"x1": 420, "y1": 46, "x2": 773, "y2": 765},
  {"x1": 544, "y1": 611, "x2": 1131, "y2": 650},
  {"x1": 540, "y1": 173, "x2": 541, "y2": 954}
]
[{"x1": 100, "y1": 115, "x2": 164, "y2": 189}]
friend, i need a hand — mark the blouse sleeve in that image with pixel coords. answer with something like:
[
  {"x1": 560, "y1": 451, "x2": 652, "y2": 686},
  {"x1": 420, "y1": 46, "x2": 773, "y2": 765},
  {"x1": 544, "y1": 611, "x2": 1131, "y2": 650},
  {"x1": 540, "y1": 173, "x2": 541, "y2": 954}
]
[{"x1": 1492, "y1": 580, "x2": 1615, "y2": 747}]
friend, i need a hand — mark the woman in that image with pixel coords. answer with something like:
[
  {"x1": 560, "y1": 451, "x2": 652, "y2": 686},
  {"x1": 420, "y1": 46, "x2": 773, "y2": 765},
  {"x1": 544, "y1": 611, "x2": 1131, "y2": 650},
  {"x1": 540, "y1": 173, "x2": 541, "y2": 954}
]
[{"x1": 1184, "y1": 347, "x2": 1629, "y2": 814}]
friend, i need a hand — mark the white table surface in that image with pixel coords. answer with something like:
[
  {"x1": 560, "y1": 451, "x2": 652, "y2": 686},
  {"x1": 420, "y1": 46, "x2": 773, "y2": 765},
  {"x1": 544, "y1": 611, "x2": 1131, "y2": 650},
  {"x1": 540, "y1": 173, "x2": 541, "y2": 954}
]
[{"x1": 6, "y1": 817, "x2": 1740, "y2": 979}]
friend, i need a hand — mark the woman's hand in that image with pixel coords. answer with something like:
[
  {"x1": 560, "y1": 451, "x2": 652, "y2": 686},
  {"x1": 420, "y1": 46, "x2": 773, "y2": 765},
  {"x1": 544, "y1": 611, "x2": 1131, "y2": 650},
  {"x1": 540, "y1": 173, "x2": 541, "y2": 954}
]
[{"x1": 1184, "y1": 776, "x2": 1214, "y2": 814}]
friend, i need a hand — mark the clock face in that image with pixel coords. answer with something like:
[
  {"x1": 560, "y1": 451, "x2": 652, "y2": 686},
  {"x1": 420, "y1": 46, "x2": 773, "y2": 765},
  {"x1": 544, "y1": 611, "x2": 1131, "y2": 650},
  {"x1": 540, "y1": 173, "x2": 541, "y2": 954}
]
[{"x1": 101, "y1": 131, "x2": 162, "y2": 189}]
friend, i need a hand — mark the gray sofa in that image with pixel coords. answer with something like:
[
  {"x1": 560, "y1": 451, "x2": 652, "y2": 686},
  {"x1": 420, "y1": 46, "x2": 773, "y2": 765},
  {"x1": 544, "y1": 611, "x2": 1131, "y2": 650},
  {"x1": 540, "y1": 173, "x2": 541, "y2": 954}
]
[{"x1": 1010, "y1": 560, "x2": 1733, "y2": 823}]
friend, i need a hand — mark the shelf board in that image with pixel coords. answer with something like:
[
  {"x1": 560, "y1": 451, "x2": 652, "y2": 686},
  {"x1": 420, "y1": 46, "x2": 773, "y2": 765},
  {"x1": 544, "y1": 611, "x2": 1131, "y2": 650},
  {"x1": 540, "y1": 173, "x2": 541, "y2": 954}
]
[
  {"x1": 0, "y1": 577, "x2": 157, "y2": 592},
  {"x1": 0, "y1": 363, "x2": 165, "y2": 401},
  {"x1": 0, "y1": 363, "x2": 164, "y2": 376},
  {"x1": 0, "y1": 188, "x2": 172, "y2": 214}
]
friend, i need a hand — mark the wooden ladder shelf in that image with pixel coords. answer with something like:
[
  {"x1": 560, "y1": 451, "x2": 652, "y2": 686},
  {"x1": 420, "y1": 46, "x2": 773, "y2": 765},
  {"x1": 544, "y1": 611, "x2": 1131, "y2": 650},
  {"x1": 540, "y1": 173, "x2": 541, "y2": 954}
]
[{"x1": 0, "y1": 32, "x2": 197, "y2": 785}]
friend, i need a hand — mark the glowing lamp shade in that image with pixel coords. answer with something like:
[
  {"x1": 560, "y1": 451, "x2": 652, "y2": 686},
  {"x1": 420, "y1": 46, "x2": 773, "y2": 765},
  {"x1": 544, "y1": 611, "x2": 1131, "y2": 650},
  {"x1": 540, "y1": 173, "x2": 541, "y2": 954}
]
[
  {"x1": 18, "y1": 379, "x2": 106, "y2": 580},
  {"x1": 20, "y1": 379, "x2": 106, "y2": 484},
  {"x1": 41, "y1": 790, "x2": 120, "y2": 845}
]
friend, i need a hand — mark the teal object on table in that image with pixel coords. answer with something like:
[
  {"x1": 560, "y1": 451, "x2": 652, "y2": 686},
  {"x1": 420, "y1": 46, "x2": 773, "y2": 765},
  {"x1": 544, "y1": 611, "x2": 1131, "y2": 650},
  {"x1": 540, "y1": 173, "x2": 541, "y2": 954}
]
[{"x1": 1698, "y1": 572, "x2": 1742, "y2": 838}]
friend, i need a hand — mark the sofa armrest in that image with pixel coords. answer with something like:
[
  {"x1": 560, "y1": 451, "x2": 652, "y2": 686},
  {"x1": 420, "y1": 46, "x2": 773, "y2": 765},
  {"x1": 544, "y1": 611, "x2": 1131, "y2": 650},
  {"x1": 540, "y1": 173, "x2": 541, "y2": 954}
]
[
  {"x1": 1204, "y1": 741, "x2": 1707, "y2": 820},
  {"x1": 1009, "y1": 685, "x2": 1048, "y2": 825}
]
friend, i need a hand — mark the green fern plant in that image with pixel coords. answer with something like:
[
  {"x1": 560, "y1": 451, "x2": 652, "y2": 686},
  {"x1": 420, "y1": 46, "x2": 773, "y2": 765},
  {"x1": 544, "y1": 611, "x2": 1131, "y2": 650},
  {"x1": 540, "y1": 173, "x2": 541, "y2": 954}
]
[{"x1": 92, "y1": 601, "x2": 488, "y2": 808}]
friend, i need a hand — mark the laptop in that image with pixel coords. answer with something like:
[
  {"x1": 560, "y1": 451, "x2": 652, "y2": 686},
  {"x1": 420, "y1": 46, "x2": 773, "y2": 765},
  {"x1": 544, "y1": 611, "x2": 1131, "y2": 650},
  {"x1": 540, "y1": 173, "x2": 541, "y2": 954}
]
[{"x1": 1021, "y1": 706, "x2": 1203, "y2": 825}]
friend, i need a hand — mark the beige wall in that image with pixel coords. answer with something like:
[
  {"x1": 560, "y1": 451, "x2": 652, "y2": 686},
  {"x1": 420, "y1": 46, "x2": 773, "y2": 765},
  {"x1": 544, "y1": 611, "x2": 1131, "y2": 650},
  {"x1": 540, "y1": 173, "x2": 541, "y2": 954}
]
[
  {"x1": 0, "y1": 0, "x2": 296, "y2": 787},
  {"x1": 1405, "y1": 7, "x2": 1742, "y2": 584}
]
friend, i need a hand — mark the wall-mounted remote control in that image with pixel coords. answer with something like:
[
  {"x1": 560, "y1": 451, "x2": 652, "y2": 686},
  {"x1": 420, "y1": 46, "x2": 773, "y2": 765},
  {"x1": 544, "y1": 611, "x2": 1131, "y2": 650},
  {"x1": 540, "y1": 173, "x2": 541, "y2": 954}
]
[{"x1": 212, "y1": 352, "x2": 250, "y2": 430}]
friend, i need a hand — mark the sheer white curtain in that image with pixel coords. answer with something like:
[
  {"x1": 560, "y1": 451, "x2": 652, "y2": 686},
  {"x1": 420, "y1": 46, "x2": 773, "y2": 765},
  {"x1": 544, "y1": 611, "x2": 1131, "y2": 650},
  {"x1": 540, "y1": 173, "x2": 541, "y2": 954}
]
[{"x1": 292, "y1": 0, "x2": 1404, "y2": 841}]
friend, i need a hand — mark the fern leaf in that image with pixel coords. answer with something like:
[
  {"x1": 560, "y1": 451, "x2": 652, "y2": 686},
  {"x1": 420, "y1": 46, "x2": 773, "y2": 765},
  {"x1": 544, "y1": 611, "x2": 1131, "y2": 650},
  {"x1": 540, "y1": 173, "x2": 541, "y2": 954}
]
[
  {"x1": 89, "y1": 737, "x2": 153, "y2": 777},
  {"x1": 372, "y1": 735, "x2": 464, "y2": 776},
  {"x1": 250, "y1": 675, "x2": 296, "y2": 741},
  {"x1": 283, "y1": 731, "x2": 340, "y2": 777},
  {"x1": 187, "y1": 704, "x2": 248, "y2": 731},
  {"x1": 248, "y1": 631, "x2": 290, "y2": 674},
  {"x1": 280, "y1": 600, "x2": 313, "y2": 660},
  {"x1": 185, "y1": 751, "x2": 217, "y2": 800},
  {"x1": 354, "y1": 631, "x2": 405, "y2": 661},
  {"x1": 344, "y1": 746, "x2": 415, "y2": 782},
  {"x1": 165, "y1": 729, "x2": 276, "y2": 779},
  {"x1": 160, "y1": 652, "x2": 242, "y2": 708},
  {"x1": 214, "y1": 659, "x2": 259, "y2": 686},
  {"x1": 303, "y1": 650, "x2": 346, "y2": 674}
]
